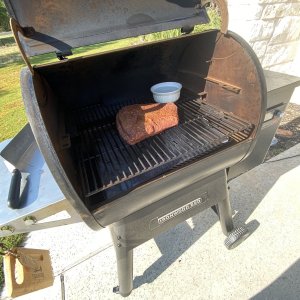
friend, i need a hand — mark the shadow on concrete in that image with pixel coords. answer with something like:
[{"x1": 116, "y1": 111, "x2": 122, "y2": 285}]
[
  {"x1": 133, "y1": 212, "x2": 217, "y2": 288},
  {"x1": 250, "y1": 259, "x2": 300, "y2": 300},
  {"x1": 133, "y1": 149, "x2": 300, "y2": 289}
]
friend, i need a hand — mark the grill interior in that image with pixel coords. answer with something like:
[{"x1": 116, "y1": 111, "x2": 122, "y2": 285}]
[
  {"x1": 66, "y1": 91, "x2": 253, "y2": 203},
  {"x1": 25, "y1": 30, "x2": 265, "y2": 216}
]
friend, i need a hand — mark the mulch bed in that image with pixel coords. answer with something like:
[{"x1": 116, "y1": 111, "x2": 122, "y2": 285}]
[{"x1": 265, "y1": 103, "x2": 300, "y2": 160}]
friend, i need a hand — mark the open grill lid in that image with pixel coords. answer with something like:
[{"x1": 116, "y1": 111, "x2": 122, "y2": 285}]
[{"x1": 4, "y1": 0, "x2": 209, "y2": 57}]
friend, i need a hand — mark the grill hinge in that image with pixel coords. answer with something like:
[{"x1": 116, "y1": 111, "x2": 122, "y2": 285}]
[
  {"x1": 10, "y1": 18, "x2": 34, "y2": 74},
  {"x1": 181, "y1": 26, "x2": 195, "y2": 35},
  {"x1": 56, "y1": 49, "x2": 73, "y2": 61}
]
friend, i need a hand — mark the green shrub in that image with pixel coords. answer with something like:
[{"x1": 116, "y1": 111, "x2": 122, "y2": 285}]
[
  {"x1": 0, "y1": 234, "x2": 25, "y2": 288},
  {"x1": 0, "y1": 0, "x2": 10, "y2": 32}
]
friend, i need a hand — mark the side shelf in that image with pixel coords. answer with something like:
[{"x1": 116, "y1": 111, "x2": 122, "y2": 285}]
[
  {"x1": 228, "y1": 70, "x2": 300, "y2": 180},
  {"x1": 0, "y1": 133, "x2": 81, "y2": 237}
]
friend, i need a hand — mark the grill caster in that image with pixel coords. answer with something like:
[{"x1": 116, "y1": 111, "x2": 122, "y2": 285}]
[
  {"x1": 224, "y1": 226, "x2": 250, "y2": 250},
  {"x1": 113, "y1": 286, "x2": 120, "y2": 294},
  {"x1": 113, "y1": 286, "x2": 131, "y2": 297}
]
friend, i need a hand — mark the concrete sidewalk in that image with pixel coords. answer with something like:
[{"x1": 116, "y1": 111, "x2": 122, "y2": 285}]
[{"x1": 2, "y1": 144, "x2": 300, "y2": 300}]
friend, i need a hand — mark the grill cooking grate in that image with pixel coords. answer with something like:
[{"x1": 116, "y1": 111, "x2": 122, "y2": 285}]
[{"x1": 67, "y1": 95, "x2": 253, "y2": 198}]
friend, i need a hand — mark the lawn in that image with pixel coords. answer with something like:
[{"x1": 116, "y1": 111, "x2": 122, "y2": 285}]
[
  {"x1": 0, "y1": 9, "x2": 220, "y2": 288},
  {"x1": 0, "y1": 36, "x2": 143, "y2": 141}
]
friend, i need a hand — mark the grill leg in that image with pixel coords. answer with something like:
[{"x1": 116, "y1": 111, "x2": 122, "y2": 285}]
[
  {"x1": 217, "y1": 188, "x2": 234, "y2": 236},
  {"x1": 217, "y1": 186, "x2": 251, "y2": 249},
  {"x1": 110, "y1": 228, "x2": 133, "y2": 297},
  {"x1": 114, "y1": 246, "x2": 133, "y2": 297}
]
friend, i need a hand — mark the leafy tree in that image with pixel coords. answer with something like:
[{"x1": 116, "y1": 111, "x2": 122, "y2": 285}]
[{"x1": 0, "y1": 0, "x2": 10, "y2": 32}]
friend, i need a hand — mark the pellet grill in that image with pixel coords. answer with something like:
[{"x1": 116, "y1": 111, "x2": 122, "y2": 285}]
[{"x1": 1, "y1": 0, "x2": 300, "y2": 297}]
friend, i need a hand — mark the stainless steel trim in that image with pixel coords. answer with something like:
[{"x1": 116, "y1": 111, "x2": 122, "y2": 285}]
[{"x1": 0, "y1": 137, "x2": 82, "y2": 237}]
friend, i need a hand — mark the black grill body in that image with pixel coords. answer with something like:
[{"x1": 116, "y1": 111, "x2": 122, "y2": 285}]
[
  {"x1": 21, "y1": 31, "x2": 266, "y2": 225},
  {"x1": 2, "y1": 1, "x2": 300, "y2": 297},
  {"x1": 20, "y1": 30, "x2": 269, "y2": 296}
]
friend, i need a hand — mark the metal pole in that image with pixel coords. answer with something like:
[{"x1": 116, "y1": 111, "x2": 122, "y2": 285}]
[
  {"x1": 217, "y1": 186, "x2": 234, "y2": 236},
  {"x1": 110, "y1": 226, "x2": 133, "y2": 297},
  {"x1": 114, "y1": 245, "x2": 133, "y2": 297},
  {"x1": 60, "y1": 274, "x2": 65, "y2": 300}
]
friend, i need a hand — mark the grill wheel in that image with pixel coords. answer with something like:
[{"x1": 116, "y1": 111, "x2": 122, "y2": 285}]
[{"x1": 224, "y1": 226, "x2": 250, "y2": 250}]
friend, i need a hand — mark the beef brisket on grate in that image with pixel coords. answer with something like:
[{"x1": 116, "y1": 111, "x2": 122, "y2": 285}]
[{"x1": 116, "y1": 103, "x2": 179, "y2": 145}]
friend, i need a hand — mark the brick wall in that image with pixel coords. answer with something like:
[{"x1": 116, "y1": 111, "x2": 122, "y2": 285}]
[{"x1": 227, "y1": 0, "x2": 300, "y2": 101}]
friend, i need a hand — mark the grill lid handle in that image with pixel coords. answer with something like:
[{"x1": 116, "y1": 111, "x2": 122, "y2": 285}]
[{"x1": 7, "y1": 169, "x2": 22, "y2": 209}]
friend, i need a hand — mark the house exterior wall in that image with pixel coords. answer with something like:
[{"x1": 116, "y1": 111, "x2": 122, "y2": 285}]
[{"x1": 227, "y1": 0, "x2": 300, "y2": 102}]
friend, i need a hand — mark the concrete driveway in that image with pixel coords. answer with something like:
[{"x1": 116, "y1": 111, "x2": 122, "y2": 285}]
[{"x1": 2, "y1": 143, "x2": 300, "y2": 300}]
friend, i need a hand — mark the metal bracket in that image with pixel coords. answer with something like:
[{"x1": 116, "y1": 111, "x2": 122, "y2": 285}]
[
  {"x1": 60, "y1": 135, "x2": 71, "y2": 149},
  {"x1": 201, "y1": 0, "x2": 229, "y2": 34},
  {"x1": 10, "y1": 18, "x2": 34, "y2": 75},
  {"x1": 181, "y1": 26, "x2": 195, "y2": 35},
  {"x1": 206, "y1": 76, "x2": 242, "y2": 94},
  {"x1": 0, "y1": 199, "x2": 82, "y2": 237},
  {"x1": 58, "y1": 111, "x2": 71, "y2": 149},
  {"x1": 56, "y1": 49, "x2": 73, "y2": 61}
]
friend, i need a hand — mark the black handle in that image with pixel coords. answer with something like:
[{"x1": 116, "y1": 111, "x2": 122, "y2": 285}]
[{"x1": 7, "y1": 169, "x2": 22, "y2": 209}]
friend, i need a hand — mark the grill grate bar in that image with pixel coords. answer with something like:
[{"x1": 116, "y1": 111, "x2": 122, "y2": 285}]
[
  {"x1": 68, "y1": 96, "x2": 253, "y2": 197},
  {"x1": 180, "y1": 101, "x2": 240, "y2": 134},
  {"x1": 80, "y1": 115, "x2": 100, "y2": 191},
  {"x1": 185, "y1": 99, "x2": 250, "y2": 129}
]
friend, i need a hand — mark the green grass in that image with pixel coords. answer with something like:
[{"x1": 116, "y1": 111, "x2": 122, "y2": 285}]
[
  {"x1": 0, "y1": 32, "x2": 12, "y2": 39},
  {"x1": 0, "y1": 38, "x2": 143, "y2": 140},
  {"x1": 0, "y1": 8, "x2": 220, "y2": 288}
]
